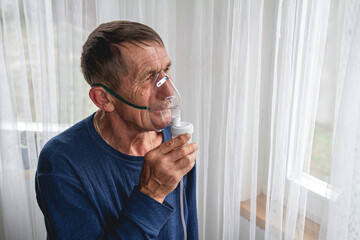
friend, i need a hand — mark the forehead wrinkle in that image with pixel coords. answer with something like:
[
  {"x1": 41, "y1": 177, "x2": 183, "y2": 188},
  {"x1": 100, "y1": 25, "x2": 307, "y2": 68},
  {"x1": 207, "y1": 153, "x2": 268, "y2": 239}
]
[{"x1": 135, "y1": 49, "x2": 170, "y2": 81}]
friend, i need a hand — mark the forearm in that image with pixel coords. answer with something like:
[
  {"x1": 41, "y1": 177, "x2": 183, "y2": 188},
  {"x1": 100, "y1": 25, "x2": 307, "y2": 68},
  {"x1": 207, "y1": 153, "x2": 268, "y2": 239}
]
[{"x1": 36, "y1": 174, "x2": 173, "y2": 239}]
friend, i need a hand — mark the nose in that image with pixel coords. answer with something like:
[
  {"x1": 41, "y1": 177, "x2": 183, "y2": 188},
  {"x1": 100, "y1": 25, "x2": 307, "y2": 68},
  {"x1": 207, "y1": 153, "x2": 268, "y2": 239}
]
[
  {"x1": 157, "y1": 78, "x2": 174, "y2": 100},
  {"x1": 154, "y1": 73, "x2": 174, "y2": 100}
]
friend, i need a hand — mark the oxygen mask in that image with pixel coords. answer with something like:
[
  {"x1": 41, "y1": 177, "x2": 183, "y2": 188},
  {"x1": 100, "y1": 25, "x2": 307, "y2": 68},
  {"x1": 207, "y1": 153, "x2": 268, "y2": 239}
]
[
  {"x1": 147, "y1": 70, "x2": 182, "y2": 131},
  {"x1": 91, "y1": 70, "x2": 182, "y2": 132}
]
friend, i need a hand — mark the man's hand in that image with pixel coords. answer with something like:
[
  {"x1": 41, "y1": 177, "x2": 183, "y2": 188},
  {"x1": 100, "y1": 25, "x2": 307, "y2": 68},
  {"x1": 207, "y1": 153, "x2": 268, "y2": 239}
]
[{"x1": 138, "y1": 133, "x2": 198, "y2": 203}]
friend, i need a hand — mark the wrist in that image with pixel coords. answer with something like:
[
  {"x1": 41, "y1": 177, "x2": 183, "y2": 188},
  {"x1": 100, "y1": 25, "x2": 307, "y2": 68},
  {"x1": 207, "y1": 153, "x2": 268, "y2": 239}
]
[{"x1": 138, "y1": 185, "x2": 166, "y2": 203}]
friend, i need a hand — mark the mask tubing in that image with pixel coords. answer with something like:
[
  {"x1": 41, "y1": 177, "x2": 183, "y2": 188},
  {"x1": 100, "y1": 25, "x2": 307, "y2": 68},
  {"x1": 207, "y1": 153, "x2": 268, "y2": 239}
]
[
  {"x1": 171, "y1": 122, "x2": 193, "y2": 240},
  {"x1": 180, "y1": 178, "x2": 187, "y2": 240}
]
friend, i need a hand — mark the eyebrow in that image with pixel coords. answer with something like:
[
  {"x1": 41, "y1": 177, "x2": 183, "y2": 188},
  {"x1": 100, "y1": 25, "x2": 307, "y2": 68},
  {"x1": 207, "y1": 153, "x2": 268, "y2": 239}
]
[{"x1": 138, "y1": 61, "x2": 172, "y2": 81}]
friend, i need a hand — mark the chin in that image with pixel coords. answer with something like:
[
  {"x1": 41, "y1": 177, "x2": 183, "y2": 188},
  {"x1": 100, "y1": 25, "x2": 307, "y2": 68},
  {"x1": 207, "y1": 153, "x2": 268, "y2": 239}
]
[
  {"x1": 147, "y1": 110, "x2": 171, "y2": 130},
  {"x1": 151, "y1": 121, "x2": 171, "y2": 131},
  {"x1": 149, "y1": 118, "x2": 171, "y2": 131}
]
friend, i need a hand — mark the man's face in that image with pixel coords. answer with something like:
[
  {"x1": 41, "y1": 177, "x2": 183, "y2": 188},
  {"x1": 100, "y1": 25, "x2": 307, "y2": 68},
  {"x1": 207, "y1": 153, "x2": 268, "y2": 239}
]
[{"x1": 114, "y1": 42, "x2": 173, "y2": 131}]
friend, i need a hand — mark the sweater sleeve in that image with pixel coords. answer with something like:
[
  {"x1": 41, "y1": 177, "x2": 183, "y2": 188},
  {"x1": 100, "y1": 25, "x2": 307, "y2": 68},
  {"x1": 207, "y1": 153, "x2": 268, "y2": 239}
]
[
  {"x1": 36, "y1": 173, "x2": 174, "y2": 240},
  {"x1": 35, "y1": 146, "x2": 174, "y2": 240}
]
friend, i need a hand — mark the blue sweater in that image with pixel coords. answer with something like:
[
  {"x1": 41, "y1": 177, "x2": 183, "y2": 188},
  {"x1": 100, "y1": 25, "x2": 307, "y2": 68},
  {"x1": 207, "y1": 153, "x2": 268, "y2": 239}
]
[{"x1": 36, "y1": 113, "x2": 198, "y2": 239}]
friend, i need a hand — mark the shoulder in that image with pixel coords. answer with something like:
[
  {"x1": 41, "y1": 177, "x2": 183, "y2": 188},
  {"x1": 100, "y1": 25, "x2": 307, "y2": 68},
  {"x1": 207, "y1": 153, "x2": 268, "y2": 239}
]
[{"x1": 37, "y1": 115, "x2": 94, "y2": 175}]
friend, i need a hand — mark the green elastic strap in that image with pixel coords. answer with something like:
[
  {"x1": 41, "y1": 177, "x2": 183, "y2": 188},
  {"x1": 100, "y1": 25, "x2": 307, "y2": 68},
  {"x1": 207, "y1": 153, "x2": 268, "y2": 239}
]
[{"x1": 91, "y1": 83, "x2": 148, "y2": 110}]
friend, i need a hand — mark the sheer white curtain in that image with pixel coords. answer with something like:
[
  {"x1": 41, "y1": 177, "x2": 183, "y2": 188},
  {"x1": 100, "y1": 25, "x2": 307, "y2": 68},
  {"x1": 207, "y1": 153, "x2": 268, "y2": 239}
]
[
  {"x1": 1, "y1": 0, "x2": 359, "y2": 240},
  {"x1": 319, "y1": 0, "x2": 360, "y2": 239},
  {"x1": 0, "y1": 0, "x2": 266, "y2": 239},
  {"x1": 265, "y1": 0, "x2": 360, "y2": 240},
  {"x1": 265, "y1": 0, "x2": 331, "y2": 239},
  {"x1": 0, "y1": 0, "x2": 91, "y2": 239}
]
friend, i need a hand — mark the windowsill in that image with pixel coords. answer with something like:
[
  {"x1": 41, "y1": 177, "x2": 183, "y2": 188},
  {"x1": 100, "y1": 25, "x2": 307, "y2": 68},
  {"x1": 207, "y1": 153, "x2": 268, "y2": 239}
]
[{"x1": 240, "y1": 194, "x2": 320, "y2": 240}]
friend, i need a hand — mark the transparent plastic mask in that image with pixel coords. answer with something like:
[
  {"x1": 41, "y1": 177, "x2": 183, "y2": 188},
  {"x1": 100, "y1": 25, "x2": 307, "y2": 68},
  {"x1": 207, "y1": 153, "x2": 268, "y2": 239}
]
[
  {"x1": 147, "y1": 70, "x2": 182, "y2": 131},
  {"x1": 91, "y1": 71, "x2": 181, "y2": 132}
]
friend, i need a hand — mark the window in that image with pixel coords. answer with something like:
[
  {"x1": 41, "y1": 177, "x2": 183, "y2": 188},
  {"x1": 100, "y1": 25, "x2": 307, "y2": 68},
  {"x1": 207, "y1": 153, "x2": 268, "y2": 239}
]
[{"x1": 286, "y1": 0, "x2": 340, "y2": 224}]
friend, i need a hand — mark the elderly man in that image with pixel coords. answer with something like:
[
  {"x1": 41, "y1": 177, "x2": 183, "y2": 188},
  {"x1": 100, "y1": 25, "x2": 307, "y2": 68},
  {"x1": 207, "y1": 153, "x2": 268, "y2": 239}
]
[{"x1": 36, "y1": 21, "x2": 198, "y2": 239}]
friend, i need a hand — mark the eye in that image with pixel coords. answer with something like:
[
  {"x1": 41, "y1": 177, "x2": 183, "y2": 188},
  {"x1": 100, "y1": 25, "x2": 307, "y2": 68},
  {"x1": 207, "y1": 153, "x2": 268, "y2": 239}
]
[
  {"x1": 145, "y1": 74, "x2": 155, "y2": 82},
  {"x1": 164, "y1": 67, "x2": 170, "y2": 74}
]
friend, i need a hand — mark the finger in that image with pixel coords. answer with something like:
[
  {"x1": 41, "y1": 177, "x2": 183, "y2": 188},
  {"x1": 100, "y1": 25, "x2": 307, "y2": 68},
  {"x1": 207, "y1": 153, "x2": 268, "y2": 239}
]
[
  {"x1": 176, "y1": 151, "x2": 196, "y2": 175},
  {"x1": 167, "y1": 142, "x2": 198, "y2": 162},
  {"x1": 159, "y1": 133, "x2": 191, "y2": 154}
]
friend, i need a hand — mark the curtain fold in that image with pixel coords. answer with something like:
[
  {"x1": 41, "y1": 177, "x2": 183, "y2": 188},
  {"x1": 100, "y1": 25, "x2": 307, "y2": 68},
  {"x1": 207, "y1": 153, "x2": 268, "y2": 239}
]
[
  {"x1": 0, "y1": 0, "x2": 359, "y2": 239},
  {"x1": 0, "y1": 0, "x2": 35, "y2": 239},
  {"x1": 319, "y1": 1, "x2": 360, "y2": 239},
  {"x1": 265, "y1": 0, "x2": 360, "y2": 240}
]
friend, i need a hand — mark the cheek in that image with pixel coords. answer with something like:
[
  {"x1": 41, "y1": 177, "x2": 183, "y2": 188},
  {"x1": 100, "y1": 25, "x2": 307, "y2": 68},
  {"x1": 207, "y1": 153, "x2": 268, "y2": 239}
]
[{"x1": 132, "y1": 85, "x2": 151, "y2": 102}]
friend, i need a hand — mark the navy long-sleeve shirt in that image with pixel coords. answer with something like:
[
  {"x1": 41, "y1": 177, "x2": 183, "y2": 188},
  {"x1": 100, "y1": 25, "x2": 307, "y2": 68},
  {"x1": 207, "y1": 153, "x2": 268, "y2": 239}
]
[{"x1": 35, "y1": 113, "x2": 198, "y2": 239}]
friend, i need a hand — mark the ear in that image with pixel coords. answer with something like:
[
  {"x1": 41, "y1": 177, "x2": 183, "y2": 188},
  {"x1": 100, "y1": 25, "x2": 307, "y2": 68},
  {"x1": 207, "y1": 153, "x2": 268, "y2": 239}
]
[{"x1": 89, "y1": 87, "x2": 115, "y2": 112}]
